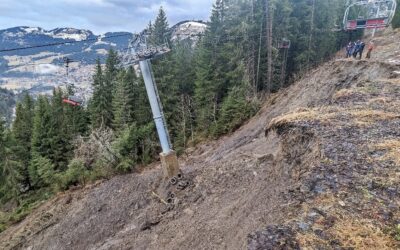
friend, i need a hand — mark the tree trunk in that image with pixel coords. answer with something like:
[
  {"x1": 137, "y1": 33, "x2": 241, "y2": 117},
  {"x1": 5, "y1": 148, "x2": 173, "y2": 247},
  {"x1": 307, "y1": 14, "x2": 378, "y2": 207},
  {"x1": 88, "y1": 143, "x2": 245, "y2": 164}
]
[
  {"x1": 307, "y1": 0, "x2": 316, "y2": 69},
  {"x1": 181, "y1": 94, "x2": 186, "y2": 149},
  {"x1": 266, "y1": 0, "x2": 273, "y2": 95}
]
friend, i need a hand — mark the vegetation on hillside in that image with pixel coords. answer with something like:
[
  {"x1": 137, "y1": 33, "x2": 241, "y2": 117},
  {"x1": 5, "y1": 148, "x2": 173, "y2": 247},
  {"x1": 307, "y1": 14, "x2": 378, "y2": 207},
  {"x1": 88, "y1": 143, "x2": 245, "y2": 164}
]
[
  {"x1": 392, "y1": 0, "x2": 400, "y2": 29},
  {"x1": 0, "y1": 88, "x2": 16, "y2": 124},
  {"x1": 0, "y1": 0, "x2": 351, "y2": 231}
]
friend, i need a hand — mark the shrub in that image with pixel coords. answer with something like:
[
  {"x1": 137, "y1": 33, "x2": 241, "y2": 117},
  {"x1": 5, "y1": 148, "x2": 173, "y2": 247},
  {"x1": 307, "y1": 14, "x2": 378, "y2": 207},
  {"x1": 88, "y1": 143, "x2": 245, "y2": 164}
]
[{"x1": 56, "y1": 159, "x2": 89, "y2": 191}]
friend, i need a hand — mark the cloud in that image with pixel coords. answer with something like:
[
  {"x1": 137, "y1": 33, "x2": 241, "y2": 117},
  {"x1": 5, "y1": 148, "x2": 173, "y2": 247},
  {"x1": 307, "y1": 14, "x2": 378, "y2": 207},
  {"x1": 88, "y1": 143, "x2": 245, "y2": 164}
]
[{"x1": 0, "y1": 0, "x2": 214, "y2": 34}]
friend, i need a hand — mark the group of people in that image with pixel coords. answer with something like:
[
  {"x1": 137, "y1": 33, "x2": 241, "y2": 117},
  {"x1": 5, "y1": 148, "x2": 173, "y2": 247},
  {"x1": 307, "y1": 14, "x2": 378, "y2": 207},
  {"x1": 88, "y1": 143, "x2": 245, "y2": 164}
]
[{"x1": 346, "y1": 40, "x2": 375, "y2": 59}]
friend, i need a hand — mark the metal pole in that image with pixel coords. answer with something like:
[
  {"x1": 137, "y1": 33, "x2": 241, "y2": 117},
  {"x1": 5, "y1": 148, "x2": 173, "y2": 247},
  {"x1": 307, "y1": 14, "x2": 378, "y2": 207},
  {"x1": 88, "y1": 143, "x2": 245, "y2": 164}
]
[
  {"x1": 139, "y1": 59, "x2": 172, "y2": 154},
  {"x1": 372, "y1": 2, "x2": 381, "y2": 37}
]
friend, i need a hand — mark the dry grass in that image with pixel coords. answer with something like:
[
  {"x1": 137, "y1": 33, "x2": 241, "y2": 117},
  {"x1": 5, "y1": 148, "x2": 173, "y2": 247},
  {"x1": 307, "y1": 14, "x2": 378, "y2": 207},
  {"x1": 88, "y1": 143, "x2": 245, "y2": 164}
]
[
  {"x1": 331, "y1": 217, "x2": 397, "y2": 249},
  {"x1": 267, "y1": 107, "x2": 340, "y2": 129},
  {"x1": 374, "y1": 140, "x2": 400, "y2": 165},
  {"x1": 378, "y1": 78, "x2": 400, "y2": 85},
  {"x1": 348, "y1": 110, "x2": 400, "y2": 125},
  {"x1": 297, "y1": 194, "x2": 397, "y2": 249},
  {"x1": 368, "y1": 97, "x2": 390, "y2": 105},
  {"x1": 333, "y1": 89, "x2": 357, "y2": 100},
  {"x1": 267, "y1": 107, "x2": 399, "y2": 132},
  {"x1": 297, "y1": 218, "x2": 397, "y2": 250}
]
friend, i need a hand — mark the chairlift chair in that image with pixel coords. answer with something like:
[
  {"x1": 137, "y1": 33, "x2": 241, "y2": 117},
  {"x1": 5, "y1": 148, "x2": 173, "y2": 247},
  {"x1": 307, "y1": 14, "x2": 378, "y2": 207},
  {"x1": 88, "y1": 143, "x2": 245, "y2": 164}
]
[
  {"x1": 278, "y1": 39, "x2": 291, "y2": 49},
  {"x1": 343, "y1": 0, "x2": 397, "y2": 31},
  {"x1": 62, "y1": 95, "x2": 83, "y2": 106}
]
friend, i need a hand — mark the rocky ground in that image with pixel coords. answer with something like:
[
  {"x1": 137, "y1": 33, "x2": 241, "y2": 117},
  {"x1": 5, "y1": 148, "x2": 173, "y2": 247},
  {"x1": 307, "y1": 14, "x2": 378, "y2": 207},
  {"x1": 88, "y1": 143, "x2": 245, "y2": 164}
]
[{"x1": 1, "y1": 30, "x2": 400, "y2": 249}]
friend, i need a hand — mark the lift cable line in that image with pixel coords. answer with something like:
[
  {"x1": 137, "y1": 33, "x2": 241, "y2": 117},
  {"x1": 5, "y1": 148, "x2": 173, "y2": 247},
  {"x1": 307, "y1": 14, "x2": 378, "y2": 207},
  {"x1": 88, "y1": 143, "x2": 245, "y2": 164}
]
[
  {"x1": 0, "y1": 33, "x2": 132, "y2": 53},
  {"x1": 0, "y1": 33, "x2": 268, "y2": 70}
]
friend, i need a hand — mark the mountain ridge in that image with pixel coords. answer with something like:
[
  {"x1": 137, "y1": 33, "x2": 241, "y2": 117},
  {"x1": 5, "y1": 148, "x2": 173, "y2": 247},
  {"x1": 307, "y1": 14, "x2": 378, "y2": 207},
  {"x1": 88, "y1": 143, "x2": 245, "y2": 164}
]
[{"x1": 0, "y1": 21, "x2": 207, "y2": 110}]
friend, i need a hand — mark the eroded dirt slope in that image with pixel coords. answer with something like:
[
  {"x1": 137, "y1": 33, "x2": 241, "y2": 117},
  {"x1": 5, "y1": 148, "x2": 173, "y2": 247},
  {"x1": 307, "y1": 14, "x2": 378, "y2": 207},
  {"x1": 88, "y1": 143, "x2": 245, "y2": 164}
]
[{"x1": 1, "y1": 30, "x2": 400, "y2": 249}]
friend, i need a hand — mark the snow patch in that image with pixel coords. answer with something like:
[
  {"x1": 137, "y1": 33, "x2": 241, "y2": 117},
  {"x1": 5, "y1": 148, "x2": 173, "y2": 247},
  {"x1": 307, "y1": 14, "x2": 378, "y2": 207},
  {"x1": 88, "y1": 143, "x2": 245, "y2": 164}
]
[
  {"x1": 50, "y1": 33, "x2": 89, "y2": 41},
  {"x1": 22, "y1": 27, "x2": 41, "y2": 33},
  {"x1": 171, "y1": 21, "x2": 207, "y2": 42},
  {"x1": 35, "y1": 64, "x2": 61, "y2": 75}
]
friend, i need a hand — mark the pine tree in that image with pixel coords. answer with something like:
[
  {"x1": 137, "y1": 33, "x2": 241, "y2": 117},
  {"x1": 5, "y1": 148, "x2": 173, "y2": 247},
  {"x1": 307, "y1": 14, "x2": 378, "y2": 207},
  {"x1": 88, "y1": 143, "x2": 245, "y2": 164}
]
[
  {"x1": 90, "y1": 60, "x2": 104, "y2": 128},
  {"x1": 12, "y1": 93, "x2": 34, "y2": 187},
  {"x1": 31, "y1": 96, "x2": 52, "y2": 158},
  {"x1": 29, "y1": 153, "x2": 55, "y2": 188},
  {"x1": 113, "y1": 67, "x2": 139, "y2": 131},
  {"x1": 92, "y1": 50, "x2": 119, "y2": 129},
  {"x1": 48, "y1": 88, "x2": 71, "y2": 171},
  {"x1": 151, "y1": 7, "x2": 169, "y2": 45},
  {"x1": 30, "y1": 95, "x2": 53, "y2": 188},
  {"x1": 90, "y1": 52, "x2": 118, "y2": 130},
  {"x1": 0, "y1": 120, "x2": 23, "y2": 201}
]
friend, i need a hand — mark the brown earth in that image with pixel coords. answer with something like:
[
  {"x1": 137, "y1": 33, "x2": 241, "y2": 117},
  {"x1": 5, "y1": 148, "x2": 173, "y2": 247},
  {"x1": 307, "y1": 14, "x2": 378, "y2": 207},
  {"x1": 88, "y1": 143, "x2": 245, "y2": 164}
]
[{"x1": 1, "y1": 29, "x2": 400, "y2": 250}]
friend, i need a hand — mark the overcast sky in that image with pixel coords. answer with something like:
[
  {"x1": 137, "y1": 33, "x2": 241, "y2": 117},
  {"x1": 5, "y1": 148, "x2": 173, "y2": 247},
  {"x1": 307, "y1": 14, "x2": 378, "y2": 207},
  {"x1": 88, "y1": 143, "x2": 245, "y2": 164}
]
[{"x1": 0, "y1": 0, "x2": 214, "y2": 34}]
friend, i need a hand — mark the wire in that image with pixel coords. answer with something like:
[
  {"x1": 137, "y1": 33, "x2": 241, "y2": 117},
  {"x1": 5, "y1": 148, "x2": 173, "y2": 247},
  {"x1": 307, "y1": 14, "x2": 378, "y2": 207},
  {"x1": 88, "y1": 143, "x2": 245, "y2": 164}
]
[
  {"x1": 2, "y1": 33, "x2": 266, "y2": 70},
  {"x1": 0, "y1": 33, "x2": 132, "y2": 53},
  {"x1": 2, "y1": 25, "x2": 341, "y2": 70}
]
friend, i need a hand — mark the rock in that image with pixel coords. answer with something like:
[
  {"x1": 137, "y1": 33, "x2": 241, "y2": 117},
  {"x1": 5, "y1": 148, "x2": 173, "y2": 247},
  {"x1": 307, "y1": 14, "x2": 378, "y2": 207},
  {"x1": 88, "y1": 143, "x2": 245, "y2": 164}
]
[
  {"x1": 248, "y1": 225, "x2": 300, "y2": 250},
  {"x1": 298, "y1": 221, "x2": 310, "y2": 231},
  {"x1": 184, "y1": 208, "x2": 194, "y2": 216},
  {"x1": 140, "y1": 219, "x2": 161, "y2": 231}
]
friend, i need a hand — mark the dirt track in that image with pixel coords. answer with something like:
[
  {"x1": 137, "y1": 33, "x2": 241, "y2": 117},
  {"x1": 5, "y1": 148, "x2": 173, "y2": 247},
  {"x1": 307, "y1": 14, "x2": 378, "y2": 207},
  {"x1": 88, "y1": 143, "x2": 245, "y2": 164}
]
[{"x1": 1, "y1": 30, "x2": 400, "y2": 249}]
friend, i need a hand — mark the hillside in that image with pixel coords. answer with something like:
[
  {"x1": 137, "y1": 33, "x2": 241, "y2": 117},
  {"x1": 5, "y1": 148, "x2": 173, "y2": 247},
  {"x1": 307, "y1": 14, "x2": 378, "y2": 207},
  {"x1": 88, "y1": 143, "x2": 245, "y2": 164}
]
[{"x1": 1, "y1": 29, "x2": 399, "y2": 249}]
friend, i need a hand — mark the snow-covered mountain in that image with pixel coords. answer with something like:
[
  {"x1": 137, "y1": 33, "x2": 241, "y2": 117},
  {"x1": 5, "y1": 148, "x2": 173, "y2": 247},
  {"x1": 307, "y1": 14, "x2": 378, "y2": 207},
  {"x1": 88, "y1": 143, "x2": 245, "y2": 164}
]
[
  {"x1": 170, "y1": 20, "x2": 207, "y2": 43},
  {"x1": 0, "y1": 21, "x2": 207, "y2": 102},
  {"x1": 0, "y1": 26, "x2": 132, "y2": 99}
]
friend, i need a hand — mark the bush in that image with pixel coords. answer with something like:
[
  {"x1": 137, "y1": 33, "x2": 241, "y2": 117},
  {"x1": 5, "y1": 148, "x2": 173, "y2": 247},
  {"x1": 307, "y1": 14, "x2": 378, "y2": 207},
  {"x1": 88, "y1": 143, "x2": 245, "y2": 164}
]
[
  {"x1": 112, "y1": 123, "x2": 157, "y2": 169},
  {"x1": 56, "y1": 159, "x2": 89, "y2": 190},
  {"x1": 29, "y1": 154, "x2": 55, "y2": 188},
  {"x1": 115, "y1": 159, "x2": 135, "y2": 173}
]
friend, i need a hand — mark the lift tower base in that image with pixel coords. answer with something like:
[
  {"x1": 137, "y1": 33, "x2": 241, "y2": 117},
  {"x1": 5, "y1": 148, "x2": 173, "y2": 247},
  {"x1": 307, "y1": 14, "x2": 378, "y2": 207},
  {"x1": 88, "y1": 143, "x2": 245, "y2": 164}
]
[{"x1": 160, "y1": 151, "x2": 180, "y2": 178}]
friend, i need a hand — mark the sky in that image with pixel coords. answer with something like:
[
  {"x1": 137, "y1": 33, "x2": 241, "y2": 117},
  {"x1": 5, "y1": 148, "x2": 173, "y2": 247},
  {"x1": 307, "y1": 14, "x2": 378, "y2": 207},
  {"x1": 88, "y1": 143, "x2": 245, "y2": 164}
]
[{"x1": 0, "y1": 0, "x2": 214, "y2": 34}]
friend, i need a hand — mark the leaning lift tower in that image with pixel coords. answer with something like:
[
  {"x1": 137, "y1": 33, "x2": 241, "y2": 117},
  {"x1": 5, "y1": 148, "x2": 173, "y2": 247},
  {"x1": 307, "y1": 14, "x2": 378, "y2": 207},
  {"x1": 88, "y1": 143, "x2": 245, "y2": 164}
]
[{"x1": 120, "y1": 31, "x2": 181, "y2": 180}]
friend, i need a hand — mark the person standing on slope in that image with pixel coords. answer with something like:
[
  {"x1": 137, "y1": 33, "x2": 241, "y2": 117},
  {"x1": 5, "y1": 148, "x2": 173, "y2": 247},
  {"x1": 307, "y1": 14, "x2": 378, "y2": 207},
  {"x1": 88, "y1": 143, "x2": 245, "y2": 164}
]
[
  {"x1": 357, "y1": 41, "x2": 365, "y2": 59},
  {"x1": 346, "y1": 42, "x2": 354, "y2": 58},
  {"x1": 366, "y1": 41, "x2": 375, "y2": 59},
  {"x1": 353, "y1": 40, "x2": 361, "y2": 58}
]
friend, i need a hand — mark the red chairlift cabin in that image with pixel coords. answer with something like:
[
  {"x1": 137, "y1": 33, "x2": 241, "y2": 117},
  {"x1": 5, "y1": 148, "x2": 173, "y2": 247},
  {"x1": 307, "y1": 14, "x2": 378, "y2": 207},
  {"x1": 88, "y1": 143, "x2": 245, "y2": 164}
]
[
  {"x1": 62, "y1": 96, "x2": 82, "y2": 106},
  {"x1": 343, "y1": 0, "x2": 397, "y2": 31}
]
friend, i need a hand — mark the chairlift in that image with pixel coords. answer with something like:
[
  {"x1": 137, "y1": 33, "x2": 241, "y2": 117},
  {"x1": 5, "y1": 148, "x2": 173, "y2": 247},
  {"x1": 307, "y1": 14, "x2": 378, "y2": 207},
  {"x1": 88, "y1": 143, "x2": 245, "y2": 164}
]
[
  {"x1": 62, "y1": 57, "x2": 83, "y2": 107},
  {"x1": 278, "y1": 39, "x2": 291, "y2": 49},
  {"x1": 343, "y1": 0, "x2": 397, "y2": 31},
  {"x1": 62, "y1": 96, "x2": 83, "y2": 106}
]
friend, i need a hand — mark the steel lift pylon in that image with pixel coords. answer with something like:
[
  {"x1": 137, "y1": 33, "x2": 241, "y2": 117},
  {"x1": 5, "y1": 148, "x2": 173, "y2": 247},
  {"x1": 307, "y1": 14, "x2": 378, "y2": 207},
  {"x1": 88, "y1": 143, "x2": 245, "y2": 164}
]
[{"x1": 120, "y1": 32, "x2": 181, "y2": 179}]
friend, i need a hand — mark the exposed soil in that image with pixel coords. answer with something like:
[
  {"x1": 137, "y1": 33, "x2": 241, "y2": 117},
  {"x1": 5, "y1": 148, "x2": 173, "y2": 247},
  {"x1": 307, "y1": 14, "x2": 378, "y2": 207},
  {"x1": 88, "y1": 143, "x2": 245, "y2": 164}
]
[{"x1": 1, "y1": 29, "x2": 400, "y2": 250}]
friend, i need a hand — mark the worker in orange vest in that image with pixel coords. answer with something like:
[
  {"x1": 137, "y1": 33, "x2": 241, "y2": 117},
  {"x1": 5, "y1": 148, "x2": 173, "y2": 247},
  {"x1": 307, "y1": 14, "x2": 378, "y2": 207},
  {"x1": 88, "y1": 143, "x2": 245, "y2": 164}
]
[{"x1": 366, "y1": 41, "x2": 375, "y2": 59}]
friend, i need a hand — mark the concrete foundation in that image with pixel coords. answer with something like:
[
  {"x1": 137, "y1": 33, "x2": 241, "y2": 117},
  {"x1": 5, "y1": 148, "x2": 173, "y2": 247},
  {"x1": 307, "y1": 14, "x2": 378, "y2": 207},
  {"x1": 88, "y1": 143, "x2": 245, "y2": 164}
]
[{"x1": 160, "y1": 151, "x2": 180, "y2": 178}]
